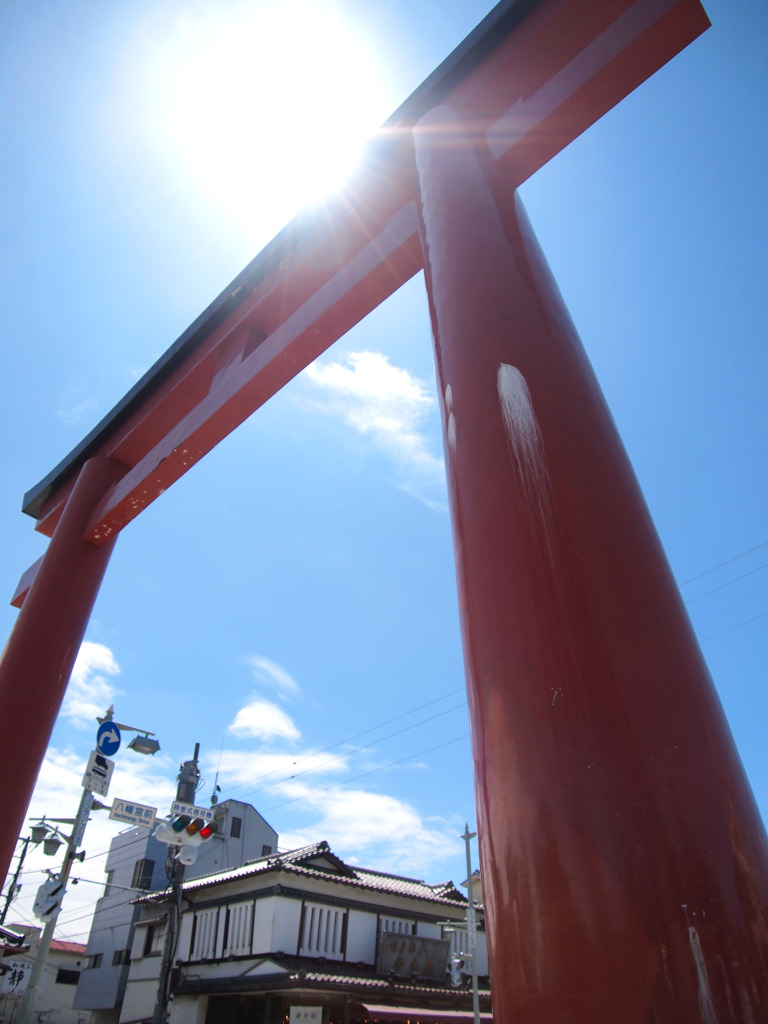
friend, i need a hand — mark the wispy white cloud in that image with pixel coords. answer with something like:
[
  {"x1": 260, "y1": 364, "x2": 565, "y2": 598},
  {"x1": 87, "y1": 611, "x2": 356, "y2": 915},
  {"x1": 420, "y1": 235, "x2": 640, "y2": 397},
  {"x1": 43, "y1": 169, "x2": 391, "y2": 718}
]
[
  {"x1": 275, "y1": 780, "x2": 461, "y2": 877},
  {"x1": 229, "y1": 699, "x2": 301, "y2": 742},
  {"x1": 56, "y1": 380, "x2": 106, "y2": 426},
  {"x1": 62, "y1": 641, "x2": 122, "y2": 728},
  {"x1": 209, "y1": 748, "x2": 349, "y2": 792},
  {"x1": 210, "y1": 729, "x2": 459, "y2": 875},
  {"x1": 244, "y1": 654, "x2": 301, "y2": 702},
  {"x1": 302, "y1": 351, "x2": 446, "y2": 507}
]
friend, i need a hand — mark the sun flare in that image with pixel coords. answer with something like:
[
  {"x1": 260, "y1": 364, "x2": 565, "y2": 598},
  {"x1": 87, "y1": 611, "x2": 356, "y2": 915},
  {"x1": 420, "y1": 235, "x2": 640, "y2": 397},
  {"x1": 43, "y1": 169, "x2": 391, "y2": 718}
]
[{"x1": 157, "y1": 3, "x2": 389, "y2": 241}]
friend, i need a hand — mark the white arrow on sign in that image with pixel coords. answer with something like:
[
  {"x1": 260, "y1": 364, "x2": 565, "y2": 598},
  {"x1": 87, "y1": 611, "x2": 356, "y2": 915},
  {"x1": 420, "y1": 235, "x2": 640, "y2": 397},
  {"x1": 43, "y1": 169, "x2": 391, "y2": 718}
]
[{"x1": 98, "y1": 726, "x2": 120, "y2": 748}]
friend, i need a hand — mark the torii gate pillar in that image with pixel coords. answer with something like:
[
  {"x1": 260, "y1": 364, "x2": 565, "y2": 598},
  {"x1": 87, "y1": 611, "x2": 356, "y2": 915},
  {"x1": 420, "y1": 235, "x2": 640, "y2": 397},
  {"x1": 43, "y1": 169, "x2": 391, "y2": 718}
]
[
  {"x1": 414, "y1": 106, "x2": 768, "y2": 1021},
  {"x1": 0, "y1": 456, "x2": 122, "y2": 841}
]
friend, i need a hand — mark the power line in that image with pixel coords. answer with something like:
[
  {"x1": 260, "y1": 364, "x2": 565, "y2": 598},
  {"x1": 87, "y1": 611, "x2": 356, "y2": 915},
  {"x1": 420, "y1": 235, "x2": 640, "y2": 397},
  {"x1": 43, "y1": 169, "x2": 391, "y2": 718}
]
[
  {"x1": 223, "y1": 687, "x2": 467, "y2": 797},
  {"x1": 261, "y1": 734, "x2": 471, "y2": 815},
  {"x1": 685, "y1": 562, "x2": 768, "y2": 605},
  {"x1": 241, "y1": 702, "x2": 467, "y2": 799},
  {"x1": 700, "y1": 611, "x2": 768, "y2": 643},
  {"x1": 678, "y1": 541, "x2": 768, "y2": 587},
  {"x1": 68, "y1": 688, "x2": 468, "y2": 866},
  {"x1": 41, "y1": 729, "x2": 475, "y2": 932}
]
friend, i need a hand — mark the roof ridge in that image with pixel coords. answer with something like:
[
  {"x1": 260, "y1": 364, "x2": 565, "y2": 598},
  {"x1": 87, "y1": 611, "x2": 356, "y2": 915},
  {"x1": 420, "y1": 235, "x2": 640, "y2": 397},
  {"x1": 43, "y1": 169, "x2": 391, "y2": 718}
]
[{"x1": 353, "y1": 865, "x2": 427, "y2": 884}]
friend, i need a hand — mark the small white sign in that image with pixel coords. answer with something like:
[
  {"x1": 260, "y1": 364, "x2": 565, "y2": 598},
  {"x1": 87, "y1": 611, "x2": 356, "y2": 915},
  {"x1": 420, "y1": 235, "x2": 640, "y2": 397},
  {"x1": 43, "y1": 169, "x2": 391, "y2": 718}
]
[
  {"x1": 71, "y1": 791, "x2": 93, "y2": 850},
  {"x1": 170, "y1": 801, "x2": 214, "y2": 822},
  {"x1": 110, "y1": 798, "x2": 157, "y2": 828},
  {"x1": 290, "y1": 1008, "x2": 322, "y2": 1024},
  {"x1": 82, "y1": 750, "x2": 114, "y2": 797},
  {"x1": 0, "y1": 959, "x2": 30, "y2": 995}
]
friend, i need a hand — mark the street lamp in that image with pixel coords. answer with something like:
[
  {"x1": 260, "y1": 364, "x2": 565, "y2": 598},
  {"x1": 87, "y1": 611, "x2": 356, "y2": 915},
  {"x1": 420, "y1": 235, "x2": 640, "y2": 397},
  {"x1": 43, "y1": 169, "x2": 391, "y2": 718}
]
[
  {"x1": 97, "y1": 706, "x2": 160, "y2": 754},
  {"x1": 42, "y1": 836, "x2": 62, "y2": 857},
  {"x1": 29, "y1": 819, "x2": 73, "y2": 857},
  {"x1": 128, "y1": 734, "x2": 160, "y2": 756}
]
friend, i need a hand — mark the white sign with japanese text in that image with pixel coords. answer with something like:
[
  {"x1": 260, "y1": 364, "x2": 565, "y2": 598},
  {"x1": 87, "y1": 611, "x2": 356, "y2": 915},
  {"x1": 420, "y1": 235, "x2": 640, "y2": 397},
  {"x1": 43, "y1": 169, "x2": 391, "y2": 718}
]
[
  {"x1": 0, "y1": 960, "x2": 30, "y2": 995},
  {"x1": 109, "y1": 799, "x2": 157, "y2": 828},
  {"x1": 170, "y1": 801, "x2": 214, "y2": 822}
]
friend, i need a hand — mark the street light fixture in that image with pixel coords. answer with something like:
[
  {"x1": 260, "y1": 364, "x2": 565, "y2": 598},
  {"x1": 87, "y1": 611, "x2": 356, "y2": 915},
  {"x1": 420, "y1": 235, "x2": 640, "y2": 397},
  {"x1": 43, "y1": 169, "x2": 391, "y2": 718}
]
[
  {"x1": 29, "y1": 820, "x2": 73, "y2": 857},
  {"x1": 42, "y1": 836, "x2": 62, "y2": 857},
  {"x1": 128, "y1": 734, "x2": 160, "y2": 756}
]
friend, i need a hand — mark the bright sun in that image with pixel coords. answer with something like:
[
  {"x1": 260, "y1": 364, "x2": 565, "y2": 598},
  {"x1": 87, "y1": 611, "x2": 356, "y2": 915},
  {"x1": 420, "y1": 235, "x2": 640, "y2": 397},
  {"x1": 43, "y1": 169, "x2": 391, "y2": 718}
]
[{"x1": 157, "y1": 3, "x2": 390, "y2": 242}]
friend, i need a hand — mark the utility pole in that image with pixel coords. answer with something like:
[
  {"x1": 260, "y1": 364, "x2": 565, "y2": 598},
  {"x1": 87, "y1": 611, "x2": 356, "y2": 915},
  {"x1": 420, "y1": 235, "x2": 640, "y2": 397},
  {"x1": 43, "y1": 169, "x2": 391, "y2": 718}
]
[
  {"x1": 151, "y1": 745, "x2": 200, "y2": 1024},
  {"x1": 16, "y1": 706, "x2": 158, "y2": 1024},
  {"x1": 1, "y1": 836, "x2": 30, "y2": 925},
  {"x1": 16, "y1": 791, "x2": 91, "y2": 1024},
  {"x1": 462, "y1": 824, "x2": 480, "y2": 1024}
]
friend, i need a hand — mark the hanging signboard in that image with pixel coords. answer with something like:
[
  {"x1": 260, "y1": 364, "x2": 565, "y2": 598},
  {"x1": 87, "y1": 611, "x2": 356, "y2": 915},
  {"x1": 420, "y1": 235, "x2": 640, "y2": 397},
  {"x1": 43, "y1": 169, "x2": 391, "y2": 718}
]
[
  {"x1": 170, "y1": 801, "x2": 214, "y2": 822},
  {"x1": 0, "y1": 959, "x2": 30, "y2": 995},
  {"x1": 82, "y1": 750, "x2": 114, "y2": 797},
  {"x1": 109, "y1": 799, "x2": 157, "y2": 828},
  {"x1": 290, "y1": 1008, "x2": 322, "y2": 1024}
]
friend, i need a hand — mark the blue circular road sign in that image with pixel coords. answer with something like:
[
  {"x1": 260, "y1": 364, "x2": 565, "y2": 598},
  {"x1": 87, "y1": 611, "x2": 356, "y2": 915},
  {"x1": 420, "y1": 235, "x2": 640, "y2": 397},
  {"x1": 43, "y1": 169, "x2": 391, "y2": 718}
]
[{"x1": 96, "y1": 721, "x2": 121, "y2": 757}]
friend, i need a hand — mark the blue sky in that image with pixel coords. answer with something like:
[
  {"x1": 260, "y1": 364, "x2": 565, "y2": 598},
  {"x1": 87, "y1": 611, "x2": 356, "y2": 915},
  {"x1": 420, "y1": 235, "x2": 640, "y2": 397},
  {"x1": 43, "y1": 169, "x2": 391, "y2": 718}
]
[{"x1": 1, "y1": 0, "x2": 766, "y2": 943}]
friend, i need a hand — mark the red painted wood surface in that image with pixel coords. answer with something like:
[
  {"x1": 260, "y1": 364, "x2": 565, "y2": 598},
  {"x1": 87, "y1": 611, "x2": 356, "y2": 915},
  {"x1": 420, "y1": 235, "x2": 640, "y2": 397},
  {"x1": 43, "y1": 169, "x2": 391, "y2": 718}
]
[
  {"x1": 21, "y1": 0, "x2": 708, "y2": 553},
  {"x1": 414, "y1": 103, "x2": 768, "y2": 1023},
  {"x1": 0, "y1": 458, "x2": 124, "y2": 877}
]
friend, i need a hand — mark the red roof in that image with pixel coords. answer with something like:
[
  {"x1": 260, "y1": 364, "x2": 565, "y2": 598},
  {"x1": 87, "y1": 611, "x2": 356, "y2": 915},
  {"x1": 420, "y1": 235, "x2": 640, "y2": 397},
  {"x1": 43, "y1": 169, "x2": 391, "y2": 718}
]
[{"x1": 50, "y1": 940, "x2": 87, "y2": 955}]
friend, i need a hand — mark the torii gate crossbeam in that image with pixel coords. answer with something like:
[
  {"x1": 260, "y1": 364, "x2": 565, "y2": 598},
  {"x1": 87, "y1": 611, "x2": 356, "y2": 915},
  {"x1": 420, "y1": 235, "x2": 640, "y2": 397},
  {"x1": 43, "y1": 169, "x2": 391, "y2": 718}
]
[{"x1": 3, "y1": 0, "x2": 768, "y2": 1020}]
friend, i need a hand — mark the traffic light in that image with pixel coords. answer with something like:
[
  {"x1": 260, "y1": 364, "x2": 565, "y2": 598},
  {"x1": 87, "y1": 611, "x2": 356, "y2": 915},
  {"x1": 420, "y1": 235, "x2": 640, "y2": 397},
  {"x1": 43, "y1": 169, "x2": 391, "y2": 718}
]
[
  {"x1": 153, "y1": 808, "x2": 221, "y2": 865},
  {"x1": 199, "y1": 819, "x2": 219, "y2": 839},
  {"x1": 33, "y1": 876, "x2": 66, "y2": 920}
]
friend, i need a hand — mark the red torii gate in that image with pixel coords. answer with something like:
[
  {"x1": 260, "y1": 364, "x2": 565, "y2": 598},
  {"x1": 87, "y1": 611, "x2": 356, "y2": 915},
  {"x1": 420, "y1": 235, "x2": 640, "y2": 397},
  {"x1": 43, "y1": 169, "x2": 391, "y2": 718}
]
[{"x1": 2, "y1": 0, "x2": 768, "y2": 1019}]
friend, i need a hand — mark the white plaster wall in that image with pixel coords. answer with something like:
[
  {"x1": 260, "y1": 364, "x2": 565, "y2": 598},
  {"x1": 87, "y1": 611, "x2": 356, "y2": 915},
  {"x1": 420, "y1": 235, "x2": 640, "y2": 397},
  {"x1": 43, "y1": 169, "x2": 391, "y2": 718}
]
[
  {"x1": 177, "y1": 913, "x2": 194, "y2": 962},
  {"x1": 252, "y1": 897, "x2": 275, "y2": 953},
  {"x1": 345, "y1": 909, "x2": 376, "y2": 964},
  {"x1": 118, "y1": 978, "x2": 158, "y2": 1024},
  {"x1": 270, "y1": 897, "x2": 301, "y2": 956},
  {"x1": 169, "y1": 994, "x2": 208, "y2": 1024}
]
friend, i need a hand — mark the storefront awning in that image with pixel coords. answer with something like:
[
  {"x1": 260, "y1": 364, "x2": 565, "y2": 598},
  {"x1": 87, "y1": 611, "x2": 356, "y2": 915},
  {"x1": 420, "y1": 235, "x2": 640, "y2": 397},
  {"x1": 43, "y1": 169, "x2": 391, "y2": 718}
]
[{"x1": 361, "y1": 1004, "x2": 492, "y2": 1024}]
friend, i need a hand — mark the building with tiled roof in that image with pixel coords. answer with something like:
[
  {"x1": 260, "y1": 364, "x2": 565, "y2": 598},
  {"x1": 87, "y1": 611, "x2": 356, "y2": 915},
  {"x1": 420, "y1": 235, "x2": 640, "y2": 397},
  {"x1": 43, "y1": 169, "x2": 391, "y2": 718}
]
[
  {"x1": 73, "y1": 798, "x2": 278, "y2": 1024},
  {"x1": 0, "y1": 924, "x2": 92, "y2": 1024},
  {"x1": 120, "y1": 841, "x2": 490, "y2": 1024},
  {"x1": 51, "y1": 940, "x2": 89, "y2": 957}
]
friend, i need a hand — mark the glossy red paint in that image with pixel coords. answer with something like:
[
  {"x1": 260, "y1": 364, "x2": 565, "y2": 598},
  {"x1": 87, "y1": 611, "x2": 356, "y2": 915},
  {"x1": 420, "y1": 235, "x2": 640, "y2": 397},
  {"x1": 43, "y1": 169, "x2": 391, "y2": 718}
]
[
  {"x1": 414, "y1": 104, "x2": 768, "y2": 1023},
  {"x1": 23, "y1": 0, "x2": 708, "y2": 547},
  {"x1": 0, "y1": 457, "x2": 124, "y2": 877}
]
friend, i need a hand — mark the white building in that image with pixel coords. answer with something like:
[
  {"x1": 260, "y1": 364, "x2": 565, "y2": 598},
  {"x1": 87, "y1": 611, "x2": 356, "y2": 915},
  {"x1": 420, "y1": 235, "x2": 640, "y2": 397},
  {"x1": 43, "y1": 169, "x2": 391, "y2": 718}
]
[
  {"x1": 120, "y1": 841, "x2": 491, "y2": 1024},
  {"x1": 74, "y1": 800, "x2": 277, "y2": 1024},
  {"x1": 1, "y1": 926, "x2": 92, "y2": 1024}
]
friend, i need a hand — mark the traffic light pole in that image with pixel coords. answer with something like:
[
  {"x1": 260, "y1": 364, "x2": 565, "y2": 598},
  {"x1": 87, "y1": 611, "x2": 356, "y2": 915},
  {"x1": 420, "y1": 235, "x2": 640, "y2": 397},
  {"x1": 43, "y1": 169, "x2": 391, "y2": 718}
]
[
  {"x1": 16, "y1": 787, "x2": 90, "y2": 1024},
  {"x1": 151, "y1": 747, "x2": 200, "y2": 1024},
  {"x1": 462, "y1": 826, "x2": 480, "y2": 1024}
]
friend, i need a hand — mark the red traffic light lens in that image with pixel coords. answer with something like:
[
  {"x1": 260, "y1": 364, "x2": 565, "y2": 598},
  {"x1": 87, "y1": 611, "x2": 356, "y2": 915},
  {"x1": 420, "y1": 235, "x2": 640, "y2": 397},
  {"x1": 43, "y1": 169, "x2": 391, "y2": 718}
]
[{"x1": 199, "y1": 821, "x2": 219, "y2": 840}]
